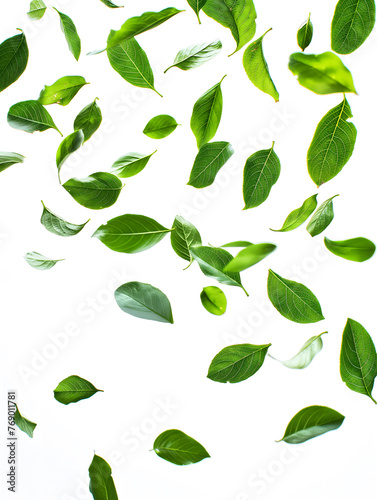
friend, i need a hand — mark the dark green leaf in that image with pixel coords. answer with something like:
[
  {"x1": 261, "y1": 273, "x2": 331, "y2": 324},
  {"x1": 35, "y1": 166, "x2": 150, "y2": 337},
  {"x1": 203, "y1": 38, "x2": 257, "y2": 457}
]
[
  {"x1": 8, "y1": 100, "x2": 62, "y2": 135},
  {"x1": 74, "y1": 99, "x2": 102, "y2": 142},
  {"x1": 99, "y1": 0, "x2": 123, "y2": 7},
  {"x1": 54, "y1": 8, "x2": 81, "y2": 61},
  {"x1": 0, "y1": 31, "x2": 28, "y2": 92},
  {"x1": 153, "y1": 430, "x2": 210, "y2": 465},
  {"x1": 24, "y1": 251, "x2": 64, "y2": 271},
  {"x1": 297, "y1": 13, "x2": 313, "y2": 51},
  {"x1": 270, "y1": 194, "x2": 318, "y2": 232},
  {"x1": 165, "y1": 40, "x2": 222, "y2": 72},
  {"x1": 187, "y1": 0, "x2": 208, "y2": 23},
  {"x1": 57, "y1": 130, "x2": 85, "y2": 181},
  {"x1": 41, "y1": 201, "x2": 89, "y2": 237},
  {"x1": 269, "y1": 332, "x2": 326, "y2": 369},
  {"x1": 0, "y1": 152, "x2": 24, "y2": 173},
  {"x1": 188, "y1": 141, "x2": 234, "y2": 188},
  {"x1": 27, "y1": 0, "x2": 47, "y2": 20},
  {"x1": 38, "y1": 75, "x2": 88, "y2": 106},
  {"x1": 306, "y1": 195, "x2": 339, "y2": 237},
  {"x1": 171, "y1": 215, "x2": 202, "y2": 262},
  {"x1": 89, "y1": 455, "x2": 118, "y2": 500},
  {"x1": 200, "y1": 286, "x2": 227, "y2": 315},
  {"x1": 143, "y1": 115, "x2": 179, "y2": 139},
  {"x1": 63, "y1": 172, "x2": 123, "y2": 210},
  {"x1": 14, "y1": 405, "x2": 37, "y2": 438},
  {"x1": 224, "y1": 243, "x2": 276, "y2": 272},
  {"x1": 324, "y1": 236, "x2": 376, "y2": 262},
  {"x1": 54, "y1": 375, "x2": 102, "y2": 405},
  {"x1": 111, "y1": 151, "x2": 156, "y2": 178}
]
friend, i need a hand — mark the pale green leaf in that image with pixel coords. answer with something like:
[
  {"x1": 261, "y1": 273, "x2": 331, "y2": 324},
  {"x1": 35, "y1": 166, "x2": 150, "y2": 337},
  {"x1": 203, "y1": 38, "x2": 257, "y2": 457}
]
[
  {"x1": 38, "y1": 75, "x2": 88, "y2": 106},
  {"x1": 27, "y1": 0, "x2": 47, "y2": 20},
  {"x1": 223, "y1": 243, "x2": 276, "y2": 272},
  {"x1": 269, "y1": 332, "x2": 326, "y2": 369},
  {"x1": 165, "y1": 40, "x2": 222, "y2": 72},
  {"x1": 324, "y1": 236, "x2": 376, "y2": 262},
  {"x1": 171, "y1": 215, "x2": 202, "y2": 262},
  {"x1": 14, "y1": 405, "x2": 37, "y2": 438},
  {"x1": 200, "y1": 286, "x2": 227, "y2": 315},
  {"x1": 270, "y1": 194, "x2": 318, "y2": 232},
  {"x1": 24, "y1": 251, "x2": 64, "y2": 271},
  {"x1": 41, "y1": 201, "x2": 89, "y2": 237}
]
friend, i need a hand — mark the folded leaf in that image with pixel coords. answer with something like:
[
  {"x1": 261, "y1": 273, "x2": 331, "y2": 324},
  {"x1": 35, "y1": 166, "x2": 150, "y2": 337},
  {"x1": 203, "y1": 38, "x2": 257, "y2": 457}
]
[
  {"x1": 0, "y1": 31, "x2": 28, "y2": 92},
  {"x1": 38, "y1": 76, "x2": 88, "y2": 106},
  {"x1": 54, "y1": 375, "x2": 103, "y2": 405},
  {"x1": 200, "y1": 286, "x2": 227, "y2": 315},
  {"x1": 143, "y1": 115, "x2": 179, "y2": 139},
  {"x1": 0, "y1": 152, "x2": 24, "y2": 173},
  {"x1": 171, "y1": 215, "x2": 202, "y2": 262},
  {"x1": 187, "y1": 0, "x2": 208, "y2": 23},
  {"x1": 63, "y1": 172, "x2": 123, "y2": 210},
  {"x1": 41, "y1": 201, "x2": 89, "y2": 237},
  {"x1": 165, "y1": 40, "x2": 222, "y2": 72},
  {"x1": 297, "y1": 13, "x2": 313, "y2": 51},
  {"x1": 8, "y1": 100, "x2": 62, "y2": 135},
  {"x1": 271, "y1": 194, "x2": 317, "y2": 232},
  {"x1": 14, "y1": 405, "x2": 37, "y2": 438},
  {"x1": 24, "y1": 251, "x2": 64, "y2": 270},
  {"x1": 99, "y1": 0, "x2": 123, "y2": 7},
  {"x1": 306, "y1": 195, "x2": 339, "y2": 237},
  {"x1": 111, "y1": 151, "x2": 156, "y2": 178},
  {"x1": 74, "y1": 99, "x2": 102, "y2": 142},
  {"x1": 324, "y1": 236, "x2": 376, "y2": 262},
  {"x1": 56, "y1": 130, "x2": 85, "y2": 181},
  {"x1": 153, "y1": 430, "x2": 210, "y2": 465},
  {"x1": 27, "y1": 0, "x2": 47, "y2": 20},
  {"x1": 54, "y1": 8, "x2": 81, "y2": 61},
  {"x1": 89, "y1": 455, "x2": 118, "y2": 500},
  {"x1": 269, "y1": 332, "x2": 326, "y2": 369},
  {"x1": 188, "y1": 141, "x2": 234, "y2": 188},
  {"x1": 224, "y1": 243, "x2": 276, "y2": 272}
]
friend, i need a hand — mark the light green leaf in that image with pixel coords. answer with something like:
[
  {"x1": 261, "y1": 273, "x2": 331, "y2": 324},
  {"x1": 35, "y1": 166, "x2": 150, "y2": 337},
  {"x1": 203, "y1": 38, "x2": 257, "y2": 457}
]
[
  {"x1": 243, "y1": 29, "x2": 279, "y2": 102},
  {"x1": 8, "y1": 100, "x2": 62, "y2": 135},
  {"x1": 24, "y1": 251, "x2": 64, "y2": 271},
  {"x1": 188, "y1": 141, "x2": 234, "y2": 188},
  {"x1": 56, "y1": 130, "x2": 85, "y2": 181},
  {"x1": 331, "y1": 0, "x2": 376, "y2": 54},
  {"x1": 165, "y1": 40, "x2": 222, "y2": 72},
  {"x1": 324, "y1": 236, "x2": 376, "y2": 262},
  {"x1": 297, "y1": 13, "x2": 313, "y2": 51},
  {"x1": 115, "y1": 281, "x2": 173, "y2": 323},
  {"x1": 270, "y1": 194, "x2": 318, "y2": 232},
  {"x1": 153, "y1": 430, "x2": 210, "y2": 465},
  {"x1": 99, "y1": 0, "x2": 123, "y2": 7},
  {"x1": 224, "y1": 243, "x2": 276, "y2": 272},
  {"x1": 221, "y1": 241, "x2": 253, "y2": 248},
  {"x1": 92, "y1": 214, "x2": 171, "y2": 253},
  {"x1": 187, "y1": 0, "x2": 208, "y2": 23},
  {"x1": 307, "y1": 97, "x2": 357, "y2": 187},
  {"x1": 38, "y1": 75, "x2": 88, "y2": 106},
  {"x1": 208, "y1": 343, "x2": 271, "y2": 383},
  {"x1": 89, "y1": 455, "x2": 118, "y2": 500},
  {"x1": 0, "y1": 152, "x2": 24, "y2": 173},
  {"x1": 54, "y1": 375, "x2": 103, "y2": 405},
  {"x1": 171, "y1": 215, "x2": 202, "y2": 263},
  {"x1": 288, "y1": 51, "x2": 357, "y2": 94},
  {"x1": 200, "y1": 286, "x2": 227, "y2": 315},
  {"x1": 14, "y1": 405, "x2": 37, "y2": 438},
  {"x1": 269, "y1": 332, "x2": 326, "y2": 369},
  {"x1": 27, "y1": 0, "x2": 47, "y2": 20},
  {"x1": 0, "y1": 31, "x2": 28, "y2": 93},
  {"x1": 306, "y1": 195, "x2": 339, "y2": 237},
  {"x1": 143, "y1": 115, "x2": 179, "y2": 139},
  {"x1": 190, "y1": 76, "x2": 225, "y2": 149},
  {"x1": 111, "y1": 151, "x2": 156, "y2": 178},
  {"x1": 74, "y1": 99, "x2": 102, "y2": 142},
  {"x1": 41, "y1": 201, "x2": 89, "y2": 237},
  {"x1": 278, "y1": 406, "x2": 345, "y2": 444},
  {"x1": 54, "y1": 8, "x2": 81, "y2": 61},
  {"x1": 63, "y1": 172, "x2": 123, "y2": 210},
  {"x1": 267, "y1": 269, "x2": 324, "y2": 324},
  {"x1": 243, "y1": 142, "x2": 281, "y2": 209}
]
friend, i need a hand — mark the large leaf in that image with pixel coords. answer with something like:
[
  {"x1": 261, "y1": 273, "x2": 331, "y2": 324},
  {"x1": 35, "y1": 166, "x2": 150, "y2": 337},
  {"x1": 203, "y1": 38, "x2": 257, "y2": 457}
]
[
  {"x1": 324, "y1": 236, "x2": 376, "y2": 262},
  {"x1": 278, "y1": 406, "x2": 345, "y2": 444},
  {"x1": 74, "y1": 99, "x2": 102, "y2": 142},
  {"x1": 0, "y1": 31, "x2": 28, "y2": 92},
  {"x1": 27, "y1": 0, "x2": 47, "y2": 20},
  {"x1": 8, "y1": 100, "x2": 62, "y2": 135},
  {"x1": 207, "y1": 343, "x2": 271, "y2": 383},
  {"x1": 340, "y1": 318, "x2": 377, "y2": 403},
  {"x1": 56, "y1": 130, "x2": 85, "y2": 181},
  {"x1": 223, "y1": 243, "x2": 276, "y2": 272},
  {"x1": 171, "y1": 215, "x2": 202, "y2": 262},
  {"x1": 63, "y1": 172, "x2": 123, "y2": 210},
  {"x1": 190, "y1": 76, "x2": 225, "y2": 149},
  {"x1": 153, "y1": 430, "x2": 210, "y2": 465},
  {"x1": 243, "y1": 142, "x2": 280, "y2": 209},
  {"x1": 54, "y1": 8, "x2": 81, "y2": 61},
  {"x1": 92, "y1": 214, "x2": 171, "y2": 253},
  {"x1": 288, "y1": 51, "x2": 357, "y2": 94},
  {"x1": 203, "y1": 0, "x2": 257, "y2": 55},
  {"x1": 0, "y1": 152, "x2": 24, "y2": 174},
  {"x1": 270, "y1": 194, "x2": 318, "y2": 232},
  {"x1": 89, "y1": 455, "x2": 118, "y2": 500},
  {"x1": 41, "y1": 201, "x2": 89, "y2": 237},
  {"x1": 297, "y1": 13, "x2": 313, "y2": 51},
  {"x1": 54, "y1": 375, "x2": 103, "y2": 405},
  {"x1": 269, "y1": 332, "x2": 326, "y2": 369},
  {"x1": 188, "y1": 141, "x2": 234, "y2": 188},
  {"x1": 115, "y1": 281, "x2": 173, "y2": 323},
  {"x1": 187, "y1": 0, "x2": 208, "y2": 23},
  {"x1": 306, "y1": 195, "x2": 339, "y2": 237},
  {"x1": 331, "y1": 0, "x2": 376, "y2": 54},
  {"x1": 24, "y1": 251, "x2": 64, "y2": 271},
  {"x1": 165, "y1": 40, "x2": 222, "y2": 72},
  {"x1": 38, "y1": 75, "x2": 88, "y2": 106},
  {"x1": 111, "y1": 151, "x2": 156, "y2": 178},
  {"x1": 267, "y1": 269, "x2": 324, "y2": 324},
  {"x1": 243, "y1": 29, "x2": 279, "y2": 102},
  {"x1": 99, "y1": 0, "x2": 123, "y2": 7},
  {"x1": 143, "y1": 115, "x2": 179, "y2": 139},
  {"x1": 14, "y1": 405, "x2": 37, "y2": 438},
  {"x1": 200, "y1": 286, "x2": 227, "y2": 315},
  {"x1": 307, "y1": 97, "x2": 357, "y2": 186}
]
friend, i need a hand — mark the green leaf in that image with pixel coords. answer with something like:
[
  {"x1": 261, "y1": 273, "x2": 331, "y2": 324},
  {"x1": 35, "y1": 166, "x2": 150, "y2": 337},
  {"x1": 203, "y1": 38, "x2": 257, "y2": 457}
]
[
  {"x1": 56, "y1": 130, "x2": 85, "y2": 181},
  {"x1": 14, "y1": 405, "x2": 37, "y2": 438},
  {"x1": 188, "y1": 141, "x2": 234, "y2": 188},
  {"x1": 171, "y1": 215, "x2": 202, "y2": 263},
  {"x1": 41, "y1": 201, "x2": 89, "y2": 237},
  {"x1": 115, "y1": 281, "x2": 173, "y2": 323},
  {"x1": 324, "y1": 236, "x2": 376, "y2": 262},
  {"x1": 7, "y1": 100, "x2": 62, "y2": 135},
  {"x1": 89, "y1": 455, "x2": 118, "y2": 500},
  {"x1": 107, "y1": 37, "x2": 161, "y2": 96},
  {"x1": 269, "y1": 332, "x2": 326, "y2": 369},
  {"x1": 0, "y1": 152, "x2": 24, "y2": 173},
  {"x1": 340, "y1": 318, "x2": 377, "y2": 403},
  {"x1": 74, "y1": 99, "x2": 102, "y2": 142},
  {"x1": 288, "y1": 51, "x2": 357, "y2": 94},
  {"x1": 297, "y1": 13, "x2": 313, "y2": 51},
  {"x1": 207, "y1": 343, "x2": 271, "y2": 383},
  {"x1": 27, "y1": 0, "x2": 47, "y2": 20},
  {"x1": 243, "y1": 142, "x2": 280, "y2": 209},
  {"x1": 92, "y1": 214, "x2": 171, "y2": 253},
  {"x1": 331, "y1": 0, "x2": 376, "y2": 54},
  {"x1": 153, "y1": 430, "x2": 210, "y2": 465},
  {"x1": 203, "y1": 0, "x2": 257, "y2": 55},
  {"x1": 223, "y1": 243, "x2": 276, "y2": 272},
  {"x1": 306, "y1": 195, "x2": 339, "y2": 237},
  {"x1": 54, "y1": 375, "x2": 103, "y2": 405},
  {"x1": 164, "y1": 40, "x2": 222, "y2": 72},
  {"x1": 99, "y1": 0, "x2": 123, "y2": 7},
  {"x1": 267, "y1": 269, "x2": 324, "y2": 324},
  {"x1": 143, "y1": 115, "x2": 179, "y2": 139},
  {"x1": 190, "y1": 246, "x2": 248, "y2": 295},
  {"x1": 38, "y1": 76, "x2": 88, "y2": 106},
  {"x1": 190, "y1": 76, "x2": 225, "y2": 149},
  {"x1": 278, "y1": 406, "x2": 345, "y2": 444},
  {"x1": 63, "y1": 172, "x2": 123, "y2": 210},
  {"x1": 187, "y1": 0, "x2": 208, "y2": 23},
  {"x1": 111, "y1": 151, "x2": 156, "y2": 178},
  {"x1": 24, "y1": 251, "x2": 64, "y2": 271},
  {"x1": 243, "y1": 29, "x2": 279, "y2": 102},
  {"x1": 270, "y1": 194, "x2": 318, "y2": 232},
  {"x1": 200, "y1": 286, "x2": 227, "y2": 315},
  {"x1": 307, "y1": 97, "x2": 357, "y2": 187},
  {"x1": 54, "y1": 8, "x2": 81, "y2": 61},
  {"x1": 221, "y1": 241, "x2": 253, "y2": 248},
  {"x1": 0, "y1": 31, "x2": 28, "y2": 93}
]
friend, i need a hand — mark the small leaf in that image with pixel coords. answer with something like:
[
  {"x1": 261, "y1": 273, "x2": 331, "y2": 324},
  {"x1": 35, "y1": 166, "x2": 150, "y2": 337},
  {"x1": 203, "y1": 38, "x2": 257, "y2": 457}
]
[
  {"x1": 243, "y1": 142, "x2": 281, "y2": 209},
  {"x1": 38, "y1": 75, "x2": 88, "y2": 106},
  {"x1": 224, "y1": 243, "x2": 276, "y2": 272},
  {"x1": 297, "y1": 13, "x2": 313, "y2": 51},
  {"x1": 57, "y1": 130, "x2": 85, "y2": 181},
  {"x1": 243, "y1": 29, "x2": 279, "y2": 102},
  {"x1": 0, "y1": 31, "x2": 28, "y2": 93},
  {"x1": 41, "y1": 201, "x2": 89, "y2": 237},
  {"x1": 201, "y1": 286, "x2": 227, "y2": 315},
  {"x1": 208, "y1": 343, "x2": 271, "y2": 383},
  {"x1": 188, "y1": 141, "x2": 234, "y2": 188},
  {"x1": 24, "y1": 251, "x2": 64, "y2": 271},
  {"x1": 27, "y1": 0, "x2": 47, "y2": 20},
  {"x1": 288, "y1": 51, "x2": 357, "y2": 94},
  {"x1": 153, "y1": 430, "x2": 210, "y2": 465},
  {"x1": 306, "y1": 195, "x2": 339, "y2": 237},
  {"x1": 278, "y1": 406, "x2": 345, "y2": 444},
  {"x1": 0, "y1": 152, "x2": 24, "y2": 173},
  {"x1": 143, "y1": 115, "x2": 179, "y2": 139},
  {"x1": 271, "y1": 194, "x2": 318, "y2": 232},
  {"x1": 269, "y1": 332, "x2": 326, "y2": 369},
  {"x1": 111, "y1": 151, "x2": 156, "y2": 178},
  {"x1": 221, "y1": 241, "x2": 253, "y2": 248},
  {"x1": 8, "y1": 100, "x2": 62, "y2": 135},
  {"x1": 14, "y1": 405, "x2": 37, "y2": 438},
  {"x1": 99, "y1": 0, "x2": 123, "y2": 7},
  {"x1": 340, "y1": 318, "x2": 377, "y2": 403},
  {"x1": 267, "y1": 269, "x2": 324, "y2": 324},
  {"x1": 92, "y1": 214, "x2": 171, "y2": 253},
  {"x1": 165, "y1": 40, "x2": 222, "y2": 72},
  {"x1": 171, "y1": 215, "x2": 202, "y2": 262},
  {"x1": 89, "y1": 455, "x2": 118, "y2": 500},
  {"x1": 74, "y1": 99, "x2": 102, "y2": 142},
  {"x1": 63, "y1": 172, "x2": 123, "y2": 210},
  {"x1": 187, "y1": 0, "x2": 208, "y2": 23},
  {"x1": 324, "y1": 236, "x2": 376, "y2": 262},
  {"x1": 54, "y1": 375, "x2": 102, "y2": 405},
  {"x1": 115, "y1": 281, "x2": 173, "y2": 323},
  {"x1": 54, "y1": 8, "x2": 81, "y2": 61}
]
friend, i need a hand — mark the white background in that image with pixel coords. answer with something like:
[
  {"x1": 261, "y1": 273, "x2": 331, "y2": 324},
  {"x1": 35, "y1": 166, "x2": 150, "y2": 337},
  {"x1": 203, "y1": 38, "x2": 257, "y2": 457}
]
[{"x1": 2, "y1": 0, "x2": 377, "y2": 499}]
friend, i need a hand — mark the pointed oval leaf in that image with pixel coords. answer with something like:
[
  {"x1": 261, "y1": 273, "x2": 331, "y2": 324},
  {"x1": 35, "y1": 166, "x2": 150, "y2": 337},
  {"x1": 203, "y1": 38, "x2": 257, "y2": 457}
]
[
  {"x1": 278, "y1": 406, "x2": 345, "y2": 444},
  {"x1": 224, "y1": 243, "x2": 276, "y2": 272},
  {"x1": 63, "y1": 172, "x2": 123, "y2": 210},
  {"x1": 41, "y1": 202, "x2": 89, "y2": 237},
  {"x1": 8, "y1": 100, "x2": 62, "y2": 135},
  {"x1": 54, "y1": 8, "x2": 81, "y2": 61},
  {"x1": 188, "y1": 141, "x2": 234, "y2": 188},
  {"x1": 92, "y1": 214, "x2": 171, "y2": 253},
  {"x1": 27, "y1": 0, "x2": 47, "y2": 20},
  {"x1": 74, "y1": 99, "x2": 102, "y2": 142},
  {"x1": 297, "y1": 14, "x2": 313, "y2": 51},
  {"x1": 271, "y1": 194, "x2": 318, "y2": 232},
  {"x1": 38, "y1": 75, "x2": 88, "y2": 106},
  {"x1": 89, "y1": 455, "x2": 118, "y2": 500},
  {"x1": 171, "y1": 215, "x2": 202, "y2": 262},
  {"x1": 0, "y1": 31, "x2": 28, "y2": 92},
  {"x1": 324, "y1": 236, "x2": 376, "y2": 262},
  {"x1": 99, "y1": 0, "x2": 123, "y2": 7},
  {"x1": 267, "y1": 269, "x2": 324, "y2": 324},
  {"x1": 14, "y1": 405, "x2": 37, "y2": 438},
  {"x1": 111, "y1": 151, "x2": 156, "y2": 178},
  {"x1": 0, "y1": 152, "x2": 24, "y2": 173},
  {"x1": 115, "y1": 281, "x2": 173, "y2": 323},
  {"x1": 187, "y1": 0, "x2": 208, "y2": 23},
  {"x1": 306, "y1": 195, "x2": 339, "y2": 237},
  {"x1": 143, "y1": 115, "x2": 179, "y2": 139},
  {"x1": 165, "y1": 40, "x2": 222, "y2": 72},
  {"x1": 57, "y1": 130, "x2": 85, "y2": 180},
  {"x1": 54, "y1": 375, "x2": 103, "y2": 405},
  {"x1": 270, "y1": 332, "x2": 326, "y2": 369},
  {"x1": 153, "y1": 430, "x2": 210, "y2": 465},
  {"x1": 24, "y1": 251, "x2": 64, "y2": 271},
  {"x1": 201, "y1": 286, "x2": 227, "y2": 315}
]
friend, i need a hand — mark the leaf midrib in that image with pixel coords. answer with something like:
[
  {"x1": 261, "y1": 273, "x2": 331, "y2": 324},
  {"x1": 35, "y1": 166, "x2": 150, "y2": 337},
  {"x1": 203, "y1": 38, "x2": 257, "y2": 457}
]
[
  {"x1": 211, "y1": 345, "x2": 270, "y2": 376},
  {"x1": 118, "y1": 42, "x2": 154, "y2": 91},
  {"x1": 190, "y1": 143, "x2": 229, "y2": 183},
  {"x1": 0, "y1": 33, "x2": 25, "y2": 81}
]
